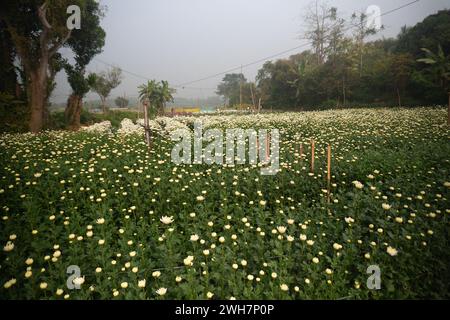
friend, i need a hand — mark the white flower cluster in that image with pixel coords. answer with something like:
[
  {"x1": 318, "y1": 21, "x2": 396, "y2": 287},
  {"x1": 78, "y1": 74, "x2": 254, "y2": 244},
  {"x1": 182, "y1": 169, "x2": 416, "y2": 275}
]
[
  {"x1": 133, "y1": 117, "x2": 190, "y2": 136},
  {"x1": 117, "y1": 118, "x2": 144, "y2": 135},
  {"x1": 81, "y1": 121, "x2": 112, "y2": 134}
]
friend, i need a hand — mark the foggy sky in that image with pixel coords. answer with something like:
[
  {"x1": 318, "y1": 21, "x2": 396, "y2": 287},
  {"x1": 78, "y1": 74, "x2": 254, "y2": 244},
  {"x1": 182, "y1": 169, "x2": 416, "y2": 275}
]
[{"x1": 52, "y1": 0, "x2": 450, "y2": 103}]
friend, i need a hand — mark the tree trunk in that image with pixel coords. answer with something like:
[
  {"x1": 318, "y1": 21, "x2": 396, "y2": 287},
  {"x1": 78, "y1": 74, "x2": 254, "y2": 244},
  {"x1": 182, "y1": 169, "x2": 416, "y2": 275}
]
[
  {"x1": 101, "y1": 97, "x2": 107, "y2": 113},
  {"x1": 342, "y1": 77, "x2": 346, "y2": 108},
  {"x1": 396, "y1": 87, "x2": 402, "y2": 108},
  {"x1": 65, "y1": 94, "x2": 83, "y2": 130},
  {"x1": 29, "y1": 67, "x2": 47, "y2": 133}
]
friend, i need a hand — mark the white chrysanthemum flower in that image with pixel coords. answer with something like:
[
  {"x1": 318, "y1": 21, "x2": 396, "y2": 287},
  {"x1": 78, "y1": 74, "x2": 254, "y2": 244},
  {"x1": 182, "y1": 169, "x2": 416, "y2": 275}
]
[
  {"x1": 73, "y1": 276, "x2": 85, "y2": 286},
  {"x1": 3, "y1": 241, "x2": 14, "y2": 252},
  {"x1": 138, "y1": 279, "x2": 146, "y2": 288},
  {"x1": 152, "y1": 271, "x2": 161, "y2": 278},
  {"x1": 352, "y1": 180, "x2": 363, "y2": 189},
  {"x1": 3, "y1": 278, "x2": 17, "y2": 289},
  {"x1": 280, "y1": 284, "x2": 289, "y2": 291},
  {"x1": 386, "y1": 246, "x2": 398, "y2": 256},
  {"x1": 183, "y1": 256, "x2": 194, "y2": 266},
  {"x1": 276, "y1": 226, "x2": 286, "y2": 234},
  {"x1": 160, "y1": 216, "x2": 174, "y2": 224},
  {"x1": 156, "y1": 287, "x2": 167, "y2": 296}
]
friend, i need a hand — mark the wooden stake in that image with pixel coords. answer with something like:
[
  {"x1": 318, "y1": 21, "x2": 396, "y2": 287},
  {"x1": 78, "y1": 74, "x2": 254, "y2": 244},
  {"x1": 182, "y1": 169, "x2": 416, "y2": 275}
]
[
  {"x1": 327, "y1": 144, "x2": 331, "y2": 203},
  {"x1": 256, "y1": 137, "x2": 259, "y2": 157},
  {"x1": 310, "y1": 139, "x2": 315, "y2": 173},
  {"x1": 266, "y1": 133, "x2": 270, "y2": 161},
  {"x1": 143, "y1": 100, "x2": 151, "y2": 151},
  {"x1": 299, "y1": 142, "x2": 303, "y2": 159}
]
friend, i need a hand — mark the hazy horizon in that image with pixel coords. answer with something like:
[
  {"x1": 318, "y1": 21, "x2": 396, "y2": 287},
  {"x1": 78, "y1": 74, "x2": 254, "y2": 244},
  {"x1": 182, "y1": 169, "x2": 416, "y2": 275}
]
[{"x1": 51, "y1": 0, "x2": 450, "y2": 104}]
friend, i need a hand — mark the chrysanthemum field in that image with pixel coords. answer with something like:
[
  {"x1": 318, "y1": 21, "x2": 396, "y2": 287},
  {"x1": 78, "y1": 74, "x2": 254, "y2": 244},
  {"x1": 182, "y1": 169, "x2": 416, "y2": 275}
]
[{"x1": 1, "y1": 107, "x2": 449, "y2": 300}]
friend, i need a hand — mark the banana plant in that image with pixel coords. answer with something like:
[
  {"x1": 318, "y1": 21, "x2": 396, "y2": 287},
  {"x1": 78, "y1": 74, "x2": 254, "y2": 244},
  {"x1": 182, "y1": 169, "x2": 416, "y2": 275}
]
[{"x1": 418, "y1": 45, "x2": 450, "y2": 124}]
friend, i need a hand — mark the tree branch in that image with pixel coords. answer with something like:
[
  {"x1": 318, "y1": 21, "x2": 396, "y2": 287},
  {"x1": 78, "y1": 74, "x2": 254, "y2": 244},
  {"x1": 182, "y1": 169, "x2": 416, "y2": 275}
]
[
  {"x1": 38, "y1": 2, "x2": 52, "y2": 30},
  {"x1": 49, "y1": 30, "x2": 72, "y2": 58}
]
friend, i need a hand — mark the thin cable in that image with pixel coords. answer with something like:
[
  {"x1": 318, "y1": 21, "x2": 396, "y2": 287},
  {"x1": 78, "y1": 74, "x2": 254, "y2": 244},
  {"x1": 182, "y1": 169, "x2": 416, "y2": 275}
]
[
  {"x1": 91, "y1": 0, "x2": 420, "y2": 88},
  {"x1": 174, "y1": 0, "x2": 420, "y2": 87}
]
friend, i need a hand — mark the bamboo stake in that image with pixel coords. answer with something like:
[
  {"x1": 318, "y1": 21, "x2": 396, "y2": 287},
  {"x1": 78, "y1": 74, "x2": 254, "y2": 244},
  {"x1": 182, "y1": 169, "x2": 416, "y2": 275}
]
[
  {"x1": 310, "y1": 139, "x2": 315, "y2": 173},
  {"x1": 327, "y1": 144, "x2": 331, "y2": 203}
]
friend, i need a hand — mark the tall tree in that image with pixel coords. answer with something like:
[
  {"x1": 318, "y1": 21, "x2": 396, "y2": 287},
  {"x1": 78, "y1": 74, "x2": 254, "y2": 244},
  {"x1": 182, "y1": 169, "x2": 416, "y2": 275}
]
[
  {"x1": 1, "y1": 1, "x2": 80, "y2": 132},
  {"x1": 216, "y1": 73, "x2": 247, "y2": 107},
  {"x1": 350, "y1": 12, "x2": 380, "y2": 77},
  {"x1": 90, "y1": 67, "x2": 122, "y2": 113},
  {"x1": 303, "y1": 1, "x2": 341, "y2": 65},
  {"x1": 64, "y1": 0, "x2": 105, "y2": 129}
]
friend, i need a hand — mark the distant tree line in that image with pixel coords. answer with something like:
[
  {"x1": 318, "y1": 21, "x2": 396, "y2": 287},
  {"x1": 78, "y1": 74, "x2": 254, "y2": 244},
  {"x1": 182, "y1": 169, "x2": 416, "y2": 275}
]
[{"x1": 217, "y1": 7, "x2": 450, "y2": 116}]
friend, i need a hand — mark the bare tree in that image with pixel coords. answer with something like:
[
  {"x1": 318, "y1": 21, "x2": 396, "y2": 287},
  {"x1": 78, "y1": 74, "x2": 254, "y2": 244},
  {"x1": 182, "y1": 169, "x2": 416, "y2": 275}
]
[
  {"x1": 350, "y1": 12, "x2": 380, "y2": 77},
  {"x1": 303, "y1": 1, "x2": 341, "y2": 65}
]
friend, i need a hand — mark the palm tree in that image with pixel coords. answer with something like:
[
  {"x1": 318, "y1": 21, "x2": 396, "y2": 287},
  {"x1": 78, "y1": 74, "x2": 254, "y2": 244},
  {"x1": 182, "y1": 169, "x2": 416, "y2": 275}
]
[
  {"x1": 417, "y1": 45, "x2": 450, "y2": 125},
  {"x1": 138, "y1": 80, "x2": 175, "y2": 117},
  {"x1": 158, "y1": 80, "x2": 175, "y2": 115}
]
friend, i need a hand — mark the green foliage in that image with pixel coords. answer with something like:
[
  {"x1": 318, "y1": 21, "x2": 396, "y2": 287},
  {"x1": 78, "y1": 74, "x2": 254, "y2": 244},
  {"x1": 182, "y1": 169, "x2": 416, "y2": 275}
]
[
  {"x1": 417, "y1": 45, "x2": 450, "y2": 91},
  {"x1": 138, "y1": 80, "x2": 175, "y2": 116},
  {"x1": 0, "y1": 92, "x2": 28, "y2": 133},
  {"x1": 90, "y1": 67, "x2": 123, "y2": 111},
  {"x1": 254, "y1": 9, "x2": 450, "y2": 109},
  {"x1": 115, "y1": 97, "x2": 129, "y2": 108},
  {"x1": 96, "y1": 110, "x2": 139, "y2": 128},
  {"x1": 216, "y1": 73, "x2": 251, "y2": 106}
]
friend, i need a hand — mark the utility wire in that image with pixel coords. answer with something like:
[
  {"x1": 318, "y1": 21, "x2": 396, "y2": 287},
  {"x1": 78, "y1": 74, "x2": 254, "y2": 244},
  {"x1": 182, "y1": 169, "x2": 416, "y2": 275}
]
[{"x1": 91, "y1": 0, "x2": 420, "y2": 88}]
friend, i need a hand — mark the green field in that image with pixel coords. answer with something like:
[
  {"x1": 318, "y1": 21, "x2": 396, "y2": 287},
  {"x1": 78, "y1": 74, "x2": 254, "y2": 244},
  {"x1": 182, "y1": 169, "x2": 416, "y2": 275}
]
[{"x1": 1, "y1": 107, "x2": 449, "y2": 299}]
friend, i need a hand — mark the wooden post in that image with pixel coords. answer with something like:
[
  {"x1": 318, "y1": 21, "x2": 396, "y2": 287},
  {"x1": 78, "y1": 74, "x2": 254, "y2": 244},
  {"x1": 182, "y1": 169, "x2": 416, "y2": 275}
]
[
  {"x1": 250, "y1": 83, "x2": 256, "y2": 112},
  {"x1": 256, "y1": 137, "x2": 260, "y2": 161},
  {"x1": 310, "y1": 139, "x2": 315, "y2": 173},
  {"x1": 143, "y1": 100, "x2": 151, "y2": 150},
  {"x1": 327, "y1": 144, "x2": 331, "y2": 203},
  {"x1": 299, "y1": 142, "x2": 303, "y2": 159}
]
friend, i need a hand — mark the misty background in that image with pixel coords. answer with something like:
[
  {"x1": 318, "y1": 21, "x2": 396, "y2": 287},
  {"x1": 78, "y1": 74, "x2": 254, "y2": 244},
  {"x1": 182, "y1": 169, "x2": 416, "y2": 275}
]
[{"x1": 52, "y1": 0, "x2": 450, "y2": 106}]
